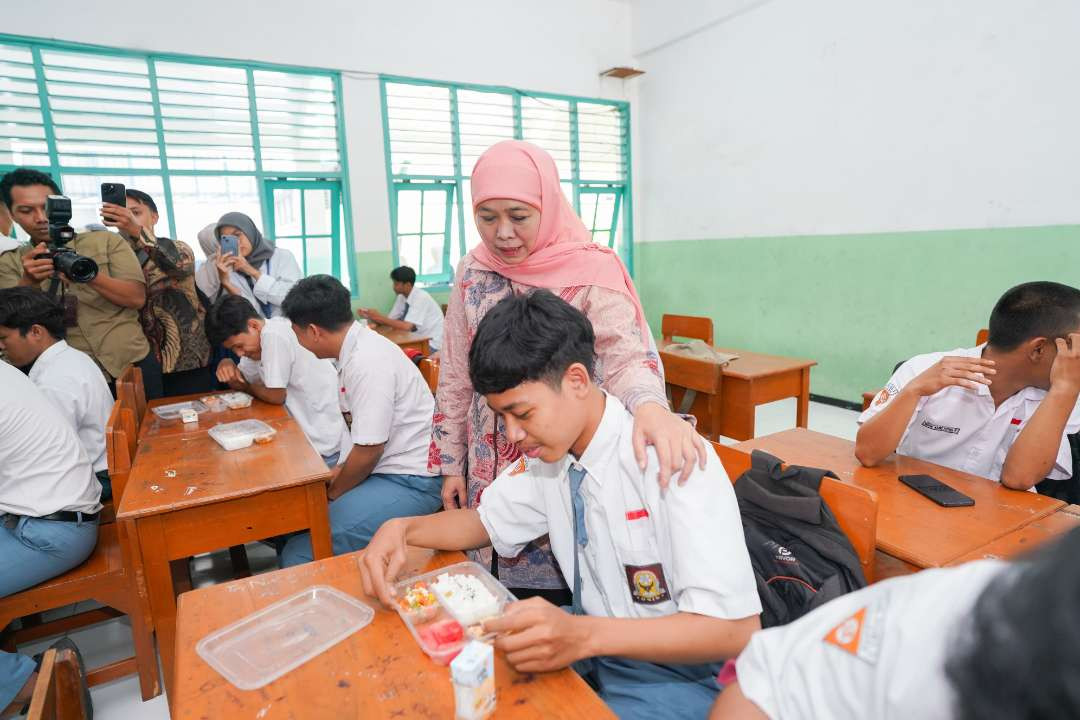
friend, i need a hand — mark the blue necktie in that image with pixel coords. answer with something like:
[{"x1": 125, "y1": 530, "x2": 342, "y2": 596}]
[{"x1": 568, "y1": 464, "x2": 589, "y2": 616}]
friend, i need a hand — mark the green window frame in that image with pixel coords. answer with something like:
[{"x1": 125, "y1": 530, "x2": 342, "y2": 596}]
[
  {"x1": 380, "y1": 75, "x2": 633, "y2": 287},
  {"x1": 0, "y1": 33, "x2": 359, "y2": 293}
]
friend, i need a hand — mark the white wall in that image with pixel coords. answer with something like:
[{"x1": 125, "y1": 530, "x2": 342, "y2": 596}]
[
  {"x1": 4, "y1": 0, "x2": 636, "y2": 252},
  {"x1": 633, "y1": 0, "x2": 1080, "y2": 243}
]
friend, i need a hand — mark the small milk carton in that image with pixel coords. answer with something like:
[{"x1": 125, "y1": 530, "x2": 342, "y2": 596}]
[
  {"x1": 179, "y1": 408, "x2": 198, "y2": 424},
  {"x1": 450, "y1": 640, "x2": 495, "y2": 720}
]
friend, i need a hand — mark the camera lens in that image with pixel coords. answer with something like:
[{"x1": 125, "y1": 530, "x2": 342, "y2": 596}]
[{"x1": 53, "y1": 251, "x2": 98, "y2": 283}]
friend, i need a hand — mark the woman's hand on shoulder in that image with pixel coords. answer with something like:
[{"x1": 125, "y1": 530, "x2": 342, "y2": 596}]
[{"x1": 631, "y1": 402, "x2": 707, "y2": 490}]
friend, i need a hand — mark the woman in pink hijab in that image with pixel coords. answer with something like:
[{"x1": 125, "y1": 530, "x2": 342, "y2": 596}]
[{"x1": 431, "y1": 141, "x2": 706, "y2": 600}]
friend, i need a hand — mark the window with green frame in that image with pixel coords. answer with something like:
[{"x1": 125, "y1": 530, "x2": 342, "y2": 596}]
[
  {"x1": 0, "y1": 33, "x2": 358, "y2": 292},
  {"x1": 380, "y1": 76, "x2": 633, "y2": 286}
]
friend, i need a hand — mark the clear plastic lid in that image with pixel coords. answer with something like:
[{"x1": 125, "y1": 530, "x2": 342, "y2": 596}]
[
  {"x1": 196, "y1": 585, "x2": 374, "y2": 690},
  {"x1": 208, "y1": 419, "x2": 277, "y2": 451},
  {"x1": 152, "y1": 400, "x2": 209, "y2": 420},
  {"x1": 219, "y1": 391, "x2": 253, "y2": 409},
  {"x1": 388, "y1": 561, "x2": 515, "y2": 665}
]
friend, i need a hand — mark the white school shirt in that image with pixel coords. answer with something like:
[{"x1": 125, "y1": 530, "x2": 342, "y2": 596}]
[
  {"x1": 736, "y1": 560, "x2": 1006, "y2": 720},
  {"x1": 194, "y1": 247, "x2": 301, "y2": 319},
  {"x1": 335, "y1": 322, "x2": 436, "y2": 476},
  {"x1": 0, "y1": 362, "x2": 102, "y2": 516},
  {"x1": 858, "y1": 346, "x2": 1080, "y2": 483},
  {"x1": 237, "y1": 317, "x2": 349, "y2": 459},
  {"x1": 478, "y1": 392, "x2": 762, "y2": 622},
  {"x1": 388, "y1": 287, "x2": 444, "y2": 351},
  {"x1": 28, "y1": 340, "x2": 113, "y2": 474}
]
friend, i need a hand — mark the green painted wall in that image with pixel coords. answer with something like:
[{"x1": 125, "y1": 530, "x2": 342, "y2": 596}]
[
  {"x1": 634, "y1": 225, "x2": 1080, "y2": 403},
  {"x1": 352, "y1": 249, "x2": 451, "y2": 312}
]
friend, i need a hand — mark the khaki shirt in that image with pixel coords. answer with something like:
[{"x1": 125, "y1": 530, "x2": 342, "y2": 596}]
[{"x1": 0, "y1": 231, "x2": 149, "y2": 379}]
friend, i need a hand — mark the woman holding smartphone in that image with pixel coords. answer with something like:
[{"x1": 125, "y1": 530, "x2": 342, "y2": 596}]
[{"x1": 195, "y1": 212, "x2": 301, "y2": 318}]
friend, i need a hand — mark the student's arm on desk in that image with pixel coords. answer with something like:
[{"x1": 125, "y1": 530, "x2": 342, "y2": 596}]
[
  {"x1": 1002, "y1": 336, "x2": 1080, "y2": 490},
  {"x1": 486, "y1": 602, "x2": 760, "y2": 673},
  {"x1": 855, "y1": 355, "x2": 997, "y2": 466},
  {"x1": 358, "y1": 509, "x2": 490, "y2": 606}
]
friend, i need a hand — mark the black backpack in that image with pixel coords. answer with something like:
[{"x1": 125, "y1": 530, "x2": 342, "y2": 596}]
[{"x1": 735, "y1": 450, "x2": 867, "y2": 628}]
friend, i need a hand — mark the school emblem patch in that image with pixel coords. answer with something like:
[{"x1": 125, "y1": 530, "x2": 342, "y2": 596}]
[
  {"x1": 823, "y1": 600, "x2": 886, "y2": 665},
  {"x1": 509, "y1": 456, "x2": 529, "y2": 476},
  {"x1": 624, "y1": 563, "x2": 671, "y2": 605}
]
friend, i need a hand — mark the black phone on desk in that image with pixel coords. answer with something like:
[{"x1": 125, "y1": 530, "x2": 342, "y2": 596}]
[
  {"x1": 899, "y1": 474, "x2": 975, "y2": 507},
  {"x1": 100, "y1": 182, "x2": 126, "y2": 207}
]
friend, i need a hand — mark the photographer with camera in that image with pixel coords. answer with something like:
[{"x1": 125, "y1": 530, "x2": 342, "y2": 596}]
[{"x1": 0, "y1": 169, "x2": 159, "y2": 396}]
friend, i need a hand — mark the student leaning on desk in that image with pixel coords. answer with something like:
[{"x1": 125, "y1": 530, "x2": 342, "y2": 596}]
[
  {"x1": 360, "y1": 290, "x2": 761, "y2": 720},
  {"x1": 855, "y1": 281, "x2": 1080, "y2": 491}
]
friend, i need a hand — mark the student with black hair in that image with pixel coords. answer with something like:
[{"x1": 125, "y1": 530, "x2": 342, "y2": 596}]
[
  {"x1": 357, "y1": 265, "x2": 444, "y2": 354},
  {"x1": 0, "y1": 169, "x2": 156, "y2": 396},
  {"x1": 856, "y1": 281, "x2": 1080, "y2": 490},
  {"x1": 710, "y1": 526, "x2": 1080, "y2": 720},
  {"x1": 279, "y1": 275, "x2": 442, "y2": 567},
  {"x1": 206, "y1": 295, "x2": 348, "y2": 467},
  {"x1": 0, "y1": 287, "x2": 113, "y2": 500},
  {"x1": 358, "y1": 290, "x2": 760, "y2": 720},
  {"x1": 0, "y1": 361, "x2": 100, "y2": 718},
  {"x1": 99, "y1": 187, "x2": 212, "y2": 396}
]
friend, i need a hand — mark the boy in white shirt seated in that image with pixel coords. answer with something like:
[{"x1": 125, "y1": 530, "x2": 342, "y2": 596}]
[
  {"x1": 711, "y1": 527, "x2": 1080, "y2": 720},
  {"x1": 0, "y1": 287, "x2": 114, "y2": 499},
  {"x1": 359, "y1": 290, "x2": 762, "y2": 720},
  {"x1": 357, "y1": 265, "x2": 444, "y2": 356},
  {"x1": 856, "y1": 281, "x2": 1080, "y2": 490},
  {"x1": 206, "y1": 295, "x2": 349, "y2": 468},
  {"x1": 0, "y1": 361, "x2": 101, "y2": 716},
  {"x1": 280, "y1": 275, "x2": 443, "y2": 567}
]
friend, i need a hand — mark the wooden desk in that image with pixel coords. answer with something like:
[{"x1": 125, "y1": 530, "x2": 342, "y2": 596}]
[
  {"x1": 118, "y1": 401, "x2": 333, "y2": 701},
  {"x1": 139, "y1": 393, "x2": 289, "y2": 441},
  {"x1": 374, "y1": 325, "x2": 431, "y2": 355},
  {"x1": 733, "y1": 429, "x2": 1064, "y2": 568},
  {"x1": 660, "y1": 344, "x2": 816, "y2": 440},
  {"x1": 946, "y1": 505, "x2": 1080, "y2": 565},
  {"x1": 172, "y1": 550, "x2": 615, "y2": 719}
]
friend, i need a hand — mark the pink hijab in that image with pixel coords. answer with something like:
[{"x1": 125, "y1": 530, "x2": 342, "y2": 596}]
[{"x1": 467, "y1": 140, "x2": 650, "y2": 345}]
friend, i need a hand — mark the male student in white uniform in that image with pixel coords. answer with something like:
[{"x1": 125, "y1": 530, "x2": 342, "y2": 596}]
[
  {"x1": 280, "y1": 275, "x2": 443, "y2": 567},
  {"x1": 0, "y1": 287, "x2": 114, "y2": 499},
  {"x1": 357, "y1": 265, "x2": 444, "y2": 355},
  {"x1": 206, "y1": 294, "x2": 349, "y2": 468},
  {"x1": 0, "y1": 361, "x2": 101, "y2": 717},
  {"x1": 856, "y1": 281, "x2": 1080, "y2": 491},
  {"x1": 359, "y1": 290, "x2": 762, "y2": 720},
  {"x1": 711, "y1": 527, "x2": 1080, "y2": 720}
]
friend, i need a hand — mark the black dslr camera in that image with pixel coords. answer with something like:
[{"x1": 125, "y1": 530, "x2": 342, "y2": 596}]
[{"x1": 43, "y1": 195, "x2": 97, "y2": 283}]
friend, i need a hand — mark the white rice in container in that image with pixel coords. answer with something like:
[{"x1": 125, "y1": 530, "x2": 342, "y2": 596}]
[{"x1": 432, "y1": 573, "x2": 500, "y2": 626}]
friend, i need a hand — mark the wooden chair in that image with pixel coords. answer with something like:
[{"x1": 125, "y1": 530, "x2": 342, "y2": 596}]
[
  {"x1": 664, "y1": 351, "x2": 723, "y2": 441},
  {"x1": 0, "y1": 404, "x2": 160, "y2": 700},
  {"x1": 115, "y1": 365, "x2": 146, "y2": 433},
  {"x1": 661, "y1": 313, "x2": 714, "y2": 346},
  {"x1": 26, "y1": 648, "x2": 89, "y2": 720},
  {"x1": 419, "y1": 357, "x2": 440, "y2": 395},
  {"x1": 713, "y1": 442, "x2": 879, "y2": 582}
]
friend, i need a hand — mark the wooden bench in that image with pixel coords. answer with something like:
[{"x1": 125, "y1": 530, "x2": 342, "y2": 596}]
[
  {"x1": 661, "y1": 313, "x2": 714, "y2": 345},
  {"x1": 27, "y1": 648, "x2": 89, "y2": 720}
]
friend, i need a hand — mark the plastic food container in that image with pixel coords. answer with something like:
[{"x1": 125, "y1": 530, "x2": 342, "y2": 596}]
[
  {"x1": 220, "y1": 391, "x2": 253, "y2": 409},
  {"x1": 201, "y1": 395, "x2": 228, "y2": 413},
  {"x1": 152, "y1": 400, "x2": 209, "y2": 420},
  {"x1": 208, "y1": 419, "x2": 277, "y2": 451},
  {"x1": 389, "y1": 561, "x2": 515, "y2": 665},
  {"x1": 196, "y1": 585, "x2": 374, "y2": 690}
]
